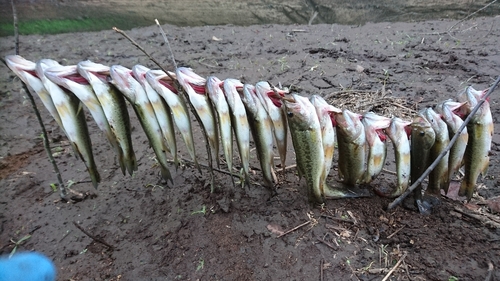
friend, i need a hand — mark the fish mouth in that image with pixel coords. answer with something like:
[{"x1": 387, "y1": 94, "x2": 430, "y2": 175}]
[
  {"x1": 110, "y1": 65, "x2": 133, "y2": 89},
  {"x1": 77, "y1": 61, "x2": 110, "y2": 82},
  {"x1": 45, "y1": 65, "x2": 90, "y2": 85},
  {"x1": 147, "y1": 70, "x2": 178, "y2": 93},
  {"x1": 132, "y1": 65, "x2": 149, "y2": 83},
  {"x1": 177, "y1": 67, "x2": 207, "y2": 95}
]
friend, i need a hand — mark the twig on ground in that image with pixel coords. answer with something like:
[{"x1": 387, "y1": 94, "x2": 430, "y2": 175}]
[
  {"x1": 453, "y1": 206, "x2": 500, "y2": 228},
  {"x1": 388, "y1": 76, "x2": 500, "y2": 210},
  {"x1": 277, "y1": 221, "x2": 311, "y2": 238},
  {"x1": 386, "y1": 226, "x2": 405, "y2": 239},
  {"x1": 321, "y1": 214, "x2": 355, "y2": 224},
  {"x1": 381, "y1": 251, "x2": 407, "y2": 281},
  {"x1": 317, "y1": 237, "x2": 338, "y2": 250},
  {"x1": 73, "y1": 221, "x2": 115, "y2": 250},
  {"x1": 320, "y1": 259, "x2": 324, "y2": 281}
]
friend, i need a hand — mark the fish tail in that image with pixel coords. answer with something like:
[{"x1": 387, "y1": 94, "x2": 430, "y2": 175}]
[
  {"x1": 459, "y1": 180, "x2": 475, "y2": 201},
  {"x1": 160, "y1": 164, "x2": 173, "y2": 185},
  {"x1": 124, "y1": 151, "x2": 138, "y2": 176},
  {"x1": 88, "y1": 165, "x2": 101, "y2": 189},
  {"x1": 117, "y1": 149, "x2": 126, "y2": 176}
]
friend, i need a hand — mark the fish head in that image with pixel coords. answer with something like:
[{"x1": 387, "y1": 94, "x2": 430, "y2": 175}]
[
  {"x1": 411, "y1": 115, "x2": 436, "y2": 149},
  {"x1": 386, "y1": 117, "x2": 412, "y2": 140},
  {"x1": 362, "y1": 112, "x2": 391, "y2": 142},
  {"x1": 44, "y1": 64, "x2": 88, "y2": 89},
  {"x1": 35, "y1": 59, "x2": 62, "y2": 80},
  {"x1": 310, "y1": 95, "x2": 341, "y2": 127},
  {"x1": 5, "y1": 55, "x2": 39, "y2": 83},
  {"x1": 77, "y1": 60, "x2": 110, "y2": 83},
  {"x1": 283, "y1": 94, "x2": 320, "y2": 130},
  {"x1": 110, "y1": 65, "x2": 141, "y2": 103},
  {"x1": 335, "y1": 109, "x2": 364, "y2": 139},
  {"x1": 241, "y1": 84, "x2": 258, "y2": 109},
  {"x1": 146, "y1": 70, "x2": 178, "y2": 94},
  {"x1": 223, "y1": 78, "x2": 244, "y2": 101},
  {"x1": 255, "y1": 81, "x2": 286, "y2": 108},
  {"x1": 132, "y1": 64, "x2": 151, "y2": 86},
  {"x1": 176, "y1": 67, "x2": 207, "y2": 95},
  {"x1": 206, "y1": 76, "x2": 223, "y2": 97},
  {"x1": 440, "y1": 99, "x2": 467, "y2": 121}
]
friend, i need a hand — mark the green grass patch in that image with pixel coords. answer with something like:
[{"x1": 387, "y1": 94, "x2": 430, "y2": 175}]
[{"x1": 0, "y1": 17, "x2": 145, "y2": 37}]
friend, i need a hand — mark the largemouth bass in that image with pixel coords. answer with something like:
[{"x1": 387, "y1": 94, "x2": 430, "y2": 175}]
[
  {"x1": 436, "y1": 100, "x2": 468, "y2": 187},
  {"x1": 382, "y1": 117, "x2": 411, "y2": 197},
  {"x1": 207, "y1": 76, "x2": 234, "y2": 181},
  {"x1": 223, "y1": 79, "x2": 251, "y2": 183},
  {"x1": 241, "y1": 84, "x2": 276, "y2": 188},
  {"x1": 5, "y1": 55, "x2": 65, "y2": 134},
  {"x1": 422, "y1": 107, "x2": 450, "y2": 194},
  {"x1": 335, "y1": 109, "x2": 367, "y2": 186},
  {"x1": 255, "y1": 81, "x2": 288, "y2": 170},
  {"x1": 310, "y1": 95, "x2": 341, "y2": 189},
  {"x1": 44, "y1": 65, "x2": 120, "y2": 165},
  {"x1": 133, "y1": 65, "x2": 179, "y2": 168},
  {"x1": 362, "y1": 112, "x2": 391, "y2": 183},
  {"x1": 458, "y1": 86, "x2": 493, "y2": 200},
  {"x1": 283, "y1": 94, "x2": 324, "y2": 203},
  {"x1": 110, "y1": 65, "x2": 173, "y2": 184},
  {"x1": 77, "y1": 60, "x2": 137, "y2": 176},
  {"x1": 410, "y1": 114, "x2": 435, "y2": 205},
  {"x1": 146, "y1": 70, "x2": 201, "y2": 172},
  {"x1": 176, "y1": 67, "x2": 219, "y2": 167},
  {"x1": 36, "y1": 59, "x2": 100, "y2": 188}
]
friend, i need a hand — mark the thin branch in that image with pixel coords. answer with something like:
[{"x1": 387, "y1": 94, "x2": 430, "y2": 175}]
[
  {"x1": 277, "y1": 221, "x2": 311, "y2": 238},
  {"x1": 73, "y1": 221, "x2": 115, "y2": 250},
  {"x1": 10, "y1": 0, "x2": 66, "y2": 198},
  {"x1": 447, "y1": 0, "x2": 498, "y2": 32},
  {"x1": 388, "y1": 75, "x2": 500, "y2": 210},
  {"x1": 10, "y1": 0, "x2": 19, "y2": 55},
  {"x1": 381, "y1": 252, "x2": 407, "y2": 281},
  {"x1": 155, "y1": 19, "x2": 177, "y2": 69}
]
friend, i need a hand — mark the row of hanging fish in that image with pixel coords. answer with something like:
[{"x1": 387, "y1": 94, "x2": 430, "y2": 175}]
[{"x1": 5, "y1": 55, "x2": 494, "y2": 209}]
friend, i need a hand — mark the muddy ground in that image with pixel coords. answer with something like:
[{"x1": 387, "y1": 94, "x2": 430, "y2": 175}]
[{"x1": 1, "y1": 16, "x2": 500, "y2": 280}]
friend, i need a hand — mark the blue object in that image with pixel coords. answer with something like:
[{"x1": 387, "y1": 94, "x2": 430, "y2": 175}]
[{"x1": 0, "y1": 252, "x2": 56, "y2": 281}]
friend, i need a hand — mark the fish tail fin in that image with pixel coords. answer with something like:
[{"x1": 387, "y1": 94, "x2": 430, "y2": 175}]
[
  {"x1": 124, "y1": 150, "x2": 138, "y2": 176},
  {"x1": 117, "y1": 150, "x2": 127, "y2": 176},
  {"x1": 160, "y1": 165, "x2": 173, "y2": 185},
  {"x1": 458, "y1": 180, "x2": 474, "y2": 201},
  {"x1": 88, "y1": 166, "x2": 101, "y2": 189}
]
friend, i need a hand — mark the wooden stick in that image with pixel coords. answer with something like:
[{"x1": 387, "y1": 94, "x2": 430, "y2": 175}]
[
  {"x1": 388, "y1": 76, "x2": 500, "y2": 210},
  {"x1": 317, "y1": 237, "x2": 338, "y2": 250},
  {"x1": 320, "y1": 259, "x2": 324, "y2": 281},
  {"x1": 386, "y1": 226, "x2": 405, "y2": 239},
  {"x1": 8, "y1": 0, "x2": 67, "y2": 198},
  {"x1": 277, "y1": 221, "x2": 311, "y2": 238},
  {"x1": 73, "y1": 221, "x2": 115, "y2": 250},
  {"x1": 381, "y1": 252, "x2": 407, "y2": 281},
  {"x1": 155, "y1": 19, "x2": 177, "y2": 69}
]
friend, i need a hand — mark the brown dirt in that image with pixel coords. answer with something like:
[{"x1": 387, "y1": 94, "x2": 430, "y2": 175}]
[{"x1": 1, "y1": 16, "x2": 500, "y2": 280}]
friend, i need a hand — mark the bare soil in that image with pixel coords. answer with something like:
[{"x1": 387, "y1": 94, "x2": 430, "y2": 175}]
[{"x1": 1, "y1": 17, "x2": 500, "y2": 280}]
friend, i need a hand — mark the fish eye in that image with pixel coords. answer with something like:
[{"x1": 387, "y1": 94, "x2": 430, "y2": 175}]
[
  {"x1": 287, "y1": 112, "x2": 294, "y2": 118},
  {"x1": 419, "y1": 131, "x2": 425, "y2": 136}
]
